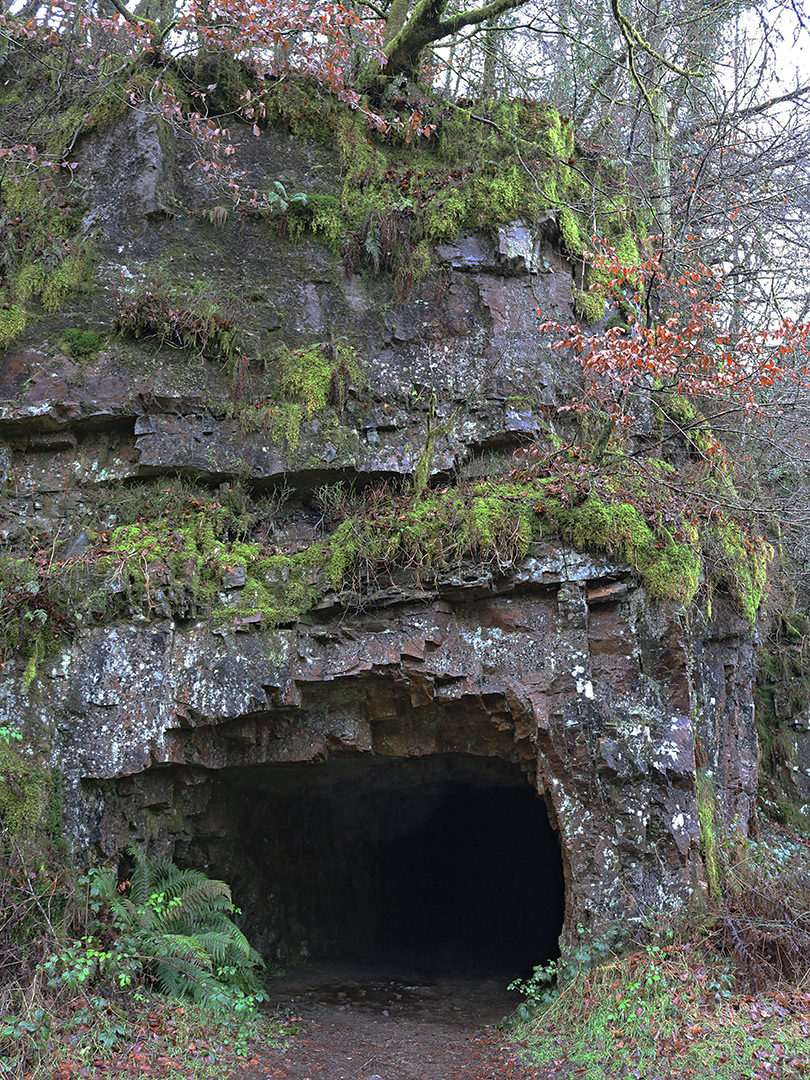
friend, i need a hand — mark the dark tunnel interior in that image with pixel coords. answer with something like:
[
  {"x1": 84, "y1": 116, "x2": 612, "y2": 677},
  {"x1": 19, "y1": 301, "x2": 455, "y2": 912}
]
[{"x1": 196, "y1": 753, "x2": 565, "y2": 978}]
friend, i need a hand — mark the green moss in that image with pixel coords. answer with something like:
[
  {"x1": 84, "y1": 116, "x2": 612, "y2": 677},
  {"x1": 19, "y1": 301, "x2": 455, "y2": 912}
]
[
  {"x1": 613, "y1": 231, "x2": 641, "y2": 266},
  {"x1": 756, "y1": 603, "x2": 810, "y2": 828},
  {"x1": 263, "y1": 81, "x2": 344, "y2": 140},
  {"x1": 538, "y1": 494, "x2": 701, "y2": 607},
  {"x1": 0, "y1": 737, "x2": 57, "y2": 841},
  {"x1": 40, "y1": 252, "x2": 88, "y2": 312},
  {"x1": 286, "y1": 193, "x2": 344, "y2": 250},
  {"x1": 421, "y1": 186, "x2": 469, "y2": 241},
  {"x1": 0, "y1": 555, "x2": 69, "y2": 667},
  {"x1": 485, "y1": 163, "x2": 523, "y2": 220},
  {"x1": 318, "y1": 483, "x2": 538, "y2": 594},
  {"x1": 0, "y1": 303, "x2": 27, "y2": 349},
  {"x1": 250, "y1": 340, "x2": 365, "y2": 457},
  {"x1": 559, "y1": 208, "x2": 585, "y2": 256},
  {"x1": 663, "y1": 394, "x2": 720, "y2": 460},
  {"x1": 0, "y1": 45, "x2": 153, "y2": 161},
  {"x1": 226, "y1": 338, "x2": 363, "y2": 463},
  {"x1": 249, "y1": 89, "x2": 645, "y2": 285},
  {"x1": 279, "y1": 340, "x2": 362, "y2": 415},
  {"x1": 0, "y1": 176, "x2": 88, "y2": 348},
  {"x1": 576, "y1": 410, "x2": 617, "y2": 462},
  {"x1": 710, "y1": 519, "x2": 771, "y2": 624},
  {"x1": 696, "y1": 768, "x2": 721, "y2": 899},
  {"x1": 323, "y1": 518, "x2": 362, "y2": 590},
  {"x1": 568, "y1": 223, "x2": 643, "y2": 326},
  {"x1": 60, "y1": 327, "x2": 104, "y2": 359},
  {"x1": 408, "y1": 240, "x2": 432, "y2": 280},
  {"x1": 22, "y1": 650, "x2": 38, "y2": 691},
  {"x1": 0, "y1": 447, "x2": 769, "y2": 678},
  {"x1": 642, "y1": 530, "x2": 702, "y2": 607},
  {"x1": 469, "y1": 494, "x2": 534, "y2": 558},
  {"x1": 108, "y1": 512, "x2": 262, "y2": 619},
  {"x1": 268, "y1": 401, "x2": 305, "y2": 454},
  {"x1": 573, "y1": 287, "x2": 606, "y2": 323}
]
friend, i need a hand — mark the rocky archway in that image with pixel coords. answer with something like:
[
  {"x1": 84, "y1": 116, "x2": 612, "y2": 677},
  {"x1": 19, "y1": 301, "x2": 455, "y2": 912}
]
[
  {"x1": 93, "y1": 667, "x2": 568, "y2": 974},
  {"x1": 46, "y1": 544, "x2": 757, "y2": 961}
]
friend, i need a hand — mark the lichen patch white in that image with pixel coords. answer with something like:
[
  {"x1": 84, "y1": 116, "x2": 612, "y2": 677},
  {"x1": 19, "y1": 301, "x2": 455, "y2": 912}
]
[
  {"x1": 575, "y1": 678, "x2": 594, "y2": 699},
  {"x1": 657, "y1": 740, "x2": 681, "y2": 760}
]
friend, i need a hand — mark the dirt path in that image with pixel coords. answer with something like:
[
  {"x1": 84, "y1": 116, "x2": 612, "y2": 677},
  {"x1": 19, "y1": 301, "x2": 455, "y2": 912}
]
[{"x1": 237, "y1": 967, "x2": 543, "y2": 1080}]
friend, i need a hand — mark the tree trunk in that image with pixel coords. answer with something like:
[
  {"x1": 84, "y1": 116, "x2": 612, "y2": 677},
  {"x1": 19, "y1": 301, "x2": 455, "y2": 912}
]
[
  {"x1": 481, "y1": 18, "x2": 499, "y2": 98},
  {"x1": 362, "y1": 0, "x2": 531, "y2": 86}
]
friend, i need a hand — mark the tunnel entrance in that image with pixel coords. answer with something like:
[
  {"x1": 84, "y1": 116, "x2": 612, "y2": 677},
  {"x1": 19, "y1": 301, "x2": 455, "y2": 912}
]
[{"x1": 195, "y1": 753, "x2": 565, "y2": 978}]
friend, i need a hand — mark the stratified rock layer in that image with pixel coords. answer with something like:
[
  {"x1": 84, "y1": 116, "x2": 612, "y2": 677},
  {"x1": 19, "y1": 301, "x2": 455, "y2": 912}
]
[{"x1": 0, "y1": 111, "x2": 758, "y2": 955}]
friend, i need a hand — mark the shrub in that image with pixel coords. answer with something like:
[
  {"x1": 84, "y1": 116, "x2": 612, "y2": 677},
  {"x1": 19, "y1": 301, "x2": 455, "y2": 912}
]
[
  {"x1": 115, "y1": 276, "x2": 242, "y2": 364},
  {"x1": 0, "y1": 835, "x2": 278, "y2": 1078},
  {"x1": 46, "y1": 845, "x2": 265, "y2": 1011}
]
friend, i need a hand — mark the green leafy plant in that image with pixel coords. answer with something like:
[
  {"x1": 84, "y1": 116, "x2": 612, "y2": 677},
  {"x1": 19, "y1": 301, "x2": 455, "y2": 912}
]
[
  {"x1": 261, "y1": 180, "x2": 308, "y2": 215},
  {"x1": 0, "y1": 836, "x2": 288, "y2": 1079},
  {"x1": 508, "y1": 928, "x2": 616, "y2": 1019},
  {"x1": 46, "y1": 847, "x2": 265, "y2": 1012}
]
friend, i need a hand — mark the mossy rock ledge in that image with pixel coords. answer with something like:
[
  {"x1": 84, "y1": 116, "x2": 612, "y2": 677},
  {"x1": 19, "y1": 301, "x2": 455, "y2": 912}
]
[{"x1": 0, "y1": 104, "x2": 761, "y2": 961}]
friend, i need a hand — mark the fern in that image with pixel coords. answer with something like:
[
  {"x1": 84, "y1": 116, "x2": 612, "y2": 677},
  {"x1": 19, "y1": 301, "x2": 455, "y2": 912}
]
[{"x1": 85, "y1": 846, "x2": 264, "y2": 1010}]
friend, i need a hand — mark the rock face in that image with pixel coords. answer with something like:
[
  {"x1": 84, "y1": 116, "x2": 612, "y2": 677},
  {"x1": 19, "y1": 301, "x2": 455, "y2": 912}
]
[
  {"x1": 1, "y1": 543, "x2": 757, "y2": 958},
  {"x1": 0, "y1": 111, "x2": 759, "y2": 962}
]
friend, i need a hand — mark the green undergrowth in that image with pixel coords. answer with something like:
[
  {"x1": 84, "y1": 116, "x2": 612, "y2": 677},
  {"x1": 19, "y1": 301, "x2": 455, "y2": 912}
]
[
  {"x1": 0, "y1": 49, "x2": 645, "y2": 351},
  {"x1": 256, "y1": 87, "x2": 645, "y2": 294},
  {"x1": 0, "y1": 724, "x2": 62, "y2": 845},
  {"x1": 661, "y1": 394, "x2": 731, "y2": 470},
  {"x1": 0, "y1": 41, "x2": 147, "y2": 349},
  {"x1": 115, "y1": 275, "x2": 242, "y2": 364},
  {"x1": 511, "y1": 826, "x2": 810, "y2": 1079},
  {"x1": 0, "y1": 469, "x2": 770, "y2": 678},
  {"x1": 651, "y1": 395, "x2": 772, "y2": 621},
  {"x1": 538, "y1": 490, "x2": 702, "y2": 606},
  {"x1": 577, "y1": 219, "x2": 642, "y2": 321},
  {"x1": 0, "y1": 55, "x2": 645, "y2": 354},
  {"x1": 696, "y1": 768, "x2": 722, "y2": 899},
  {"x1": 0, "y1": 40, "x2": 153, "y2": 161},
  {"x1": 0, "y1": 829, "x2": 287, "y2": 1080},
  {"x1": 550, "y1": 397, "x2": 773, "y2": 619},
  {"x1": 4, "y1": 993, "x2": 289, "y2": 1080},
  {"x1": 112, "y1": 266, "x2": 364, "y2": 461},
  {"x1": 284, "y1": 191, "x2": 345, "y2": 250},
  {"x1": 223, "y1": 338, "x2": 365, "y2": 459},
  {"x1": 254, "y1": 340, "x2": 364, "y2": 455},
  {"x1": 513, "y1": 938, "x2": 810, "y2": 1080}
]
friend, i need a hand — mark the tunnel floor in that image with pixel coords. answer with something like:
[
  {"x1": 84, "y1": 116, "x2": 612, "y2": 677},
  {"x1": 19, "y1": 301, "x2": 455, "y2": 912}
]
[{"x1": 197, "y1": 753, "x2": 565, "y2": 978}]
